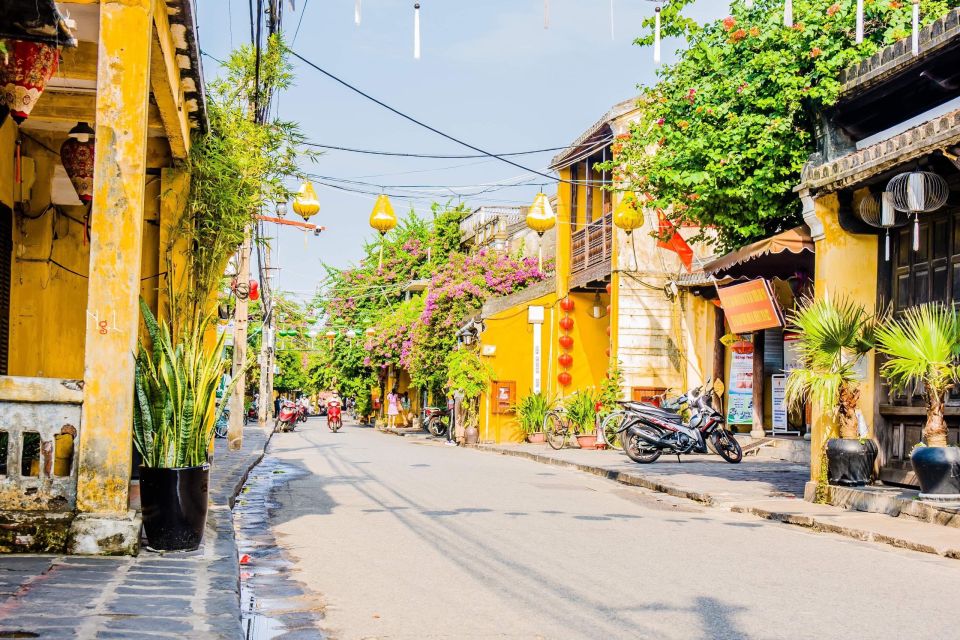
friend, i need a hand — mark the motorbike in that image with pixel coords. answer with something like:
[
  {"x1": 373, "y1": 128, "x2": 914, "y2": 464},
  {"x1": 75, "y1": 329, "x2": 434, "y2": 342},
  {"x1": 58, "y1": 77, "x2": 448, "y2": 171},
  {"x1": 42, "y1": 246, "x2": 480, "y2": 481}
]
[
  {"x1": 297, "y1": 403, "x2": 309, "y2": 423},
  {"x1": 327, "y1": 400, "x2": 343, "y2": 432},
  {"x1": 618, "y1": 384, "x2": 743, "y2": 464},
  {"x1": 275, "y1": 400, "x2": 299, "y2": 433},
  {"x1": 215, "y1": 407, "x2": 229, "y2": 439},
  {"x1": 423, "y1": 407, "x2": 449, "y2": 437}
]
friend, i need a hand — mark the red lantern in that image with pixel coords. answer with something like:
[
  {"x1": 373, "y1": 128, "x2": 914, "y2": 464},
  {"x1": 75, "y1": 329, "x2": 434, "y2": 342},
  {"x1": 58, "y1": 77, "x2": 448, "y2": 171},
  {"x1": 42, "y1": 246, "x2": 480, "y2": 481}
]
[
  {"x1": 0, "y1": 40, "x2": 60, "y2": 123},
  {"x1": 60, "y1": 137, "x2": 95, "y2": 203},
  {"x1": 558, "y1": 335, "x2": 574, "y2": 350},
  {"x1": 605, "y1": 282, "x2": 612, "y2": 295},
  {"x1": 248, "y1": 280, "x2": 260, "y2": 301},
  {"x1": 559, "y1": 316, "x2": 574, "y2": 332},
  {"x1": 605, "y1": 325, "x2": 611, "y2": 336},
  {"x1": 558, "y1": 372, "x2": 572, "y2": 387},
  {"x1": 558, "y1": 353, "x2": 573, "y2": 369},
  {"x1": 559, "y1": 297, "x2": 575, "y2": 312},
  {"x1": 605, "y1": 348, "x2": 610, "y2": 357}
]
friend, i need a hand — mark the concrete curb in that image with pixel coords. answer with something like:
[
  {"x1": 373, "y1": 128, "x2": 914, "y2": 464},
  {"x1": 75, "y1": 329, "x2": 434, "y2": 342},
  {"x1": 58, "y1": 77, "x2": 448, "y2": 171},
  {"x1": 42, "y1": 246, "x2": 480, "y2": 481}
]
[{"x1": 470, "y1": 444, "x2": 960, "y2": 561}]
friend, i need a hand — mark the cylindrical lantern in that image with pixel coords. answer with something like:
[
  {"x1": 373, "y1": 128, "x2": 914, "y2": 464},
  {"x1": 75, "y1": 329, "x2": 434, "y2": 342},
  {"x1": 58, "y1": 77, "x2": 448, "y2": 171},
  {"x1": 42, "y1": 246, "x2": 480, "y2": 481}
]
[
  {"x1": 559, "y1": 297, "x2": 575, "y2": 312},
  {"x1": 558, "y1": 353, "x2": 573, "y2": 369},
  {"x1": 558, "y1": 335, "x2": 574, "y2": 350},
  {"x1": 0, "y1": 40, "x2": 60, "y2": 123},
  {"x1": 292, "y1": 181, "x2": 320, "y2": 221},
  {"x1": 559, "y1": 316, "x2": 574, "y2": 332},
  {"x1": 60, "y1": 135, "x2": 95, "y2": 203},
  {"x1": 557, "y1": 372, "x2": 572, "y2": 387},
  {"x1": 248, "y1": 280, "x2": 260, "y2": 301},
  {"x1": 613, "y1": 192, "x2": 644, "y2": 235}
]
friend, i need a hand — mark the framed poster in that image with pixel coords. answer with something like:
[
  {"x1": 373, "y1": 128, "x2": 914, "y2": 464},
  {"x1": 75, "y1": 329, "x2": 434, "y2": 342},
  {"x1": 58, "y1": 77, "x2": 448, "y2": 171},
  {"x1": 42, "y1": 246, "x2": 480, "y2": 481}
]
[
  {"x1": 492, "y1": 381, "x2": 516, "y2": 414},
  {"x1": 727, "y1": 349, "x2": 754, "y2": 425}
]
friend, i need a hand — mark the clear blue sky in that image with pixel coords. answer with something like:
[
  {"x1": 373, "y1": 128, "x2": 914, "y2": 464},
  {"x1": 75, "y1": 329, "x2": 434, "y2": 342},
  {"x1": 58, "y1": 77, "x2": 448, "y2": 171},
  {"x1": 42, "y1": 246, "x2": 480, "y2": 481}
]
[{"x1": 196, "y1": 0, "x2": 729, "y2": 299}]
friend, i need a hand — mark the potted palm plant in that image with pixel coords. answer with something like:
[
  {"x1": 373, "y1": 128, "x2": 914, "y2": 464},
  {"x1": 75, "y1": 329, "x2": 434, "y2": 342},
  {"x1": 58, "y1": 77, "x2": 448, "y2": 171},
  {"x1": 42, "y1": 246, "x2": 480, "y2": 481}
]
[
  {"x1": 785, "y1": 295, "x2": 879, "y2": 489},
  {"x1": 133, "y1": 301, "x2": 239, "y2": 551},
  {"x1": 514, "y1": 392, "x2": 552, "y2": 443},
  {"x1": 875, "y1": 302, "x2": 960, "y2": 499},
  {"x1": 566, "y1": 390, "x2": 599, "y2": 449}
]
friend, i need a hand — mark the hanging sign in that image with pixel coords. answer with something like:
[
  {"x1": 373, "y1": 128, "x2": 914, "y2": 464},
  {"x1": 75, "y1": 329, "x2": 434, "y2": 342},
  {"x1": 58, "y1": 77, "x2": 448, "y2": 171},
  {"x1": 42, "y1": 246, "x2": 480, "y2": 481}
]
[
  {"x1": 717, "y1": 279, "x2": 784, "y2": 334},
  {"x1": 727, "y1": 345, "x2": 753, "y2": 425}
]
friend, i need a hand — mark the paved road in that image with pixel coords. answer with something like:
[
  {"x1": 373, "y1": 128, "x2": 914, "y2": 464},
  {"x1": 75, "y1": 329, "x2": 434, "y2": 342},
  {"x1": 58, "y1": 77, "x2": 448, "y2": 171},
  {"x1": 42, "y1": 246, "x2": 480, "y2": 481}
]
[{"x1": 263, "y1": 422, "x2": 958, "y2": 640}]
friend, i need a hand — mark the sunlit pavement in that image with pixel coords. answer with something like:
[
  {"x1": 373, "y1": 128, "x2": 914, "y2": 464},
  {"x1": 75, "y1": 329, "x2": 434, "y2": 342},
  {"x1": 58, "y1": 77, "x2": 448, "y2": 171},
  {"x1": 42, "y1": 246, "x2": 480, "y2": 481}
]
[{"x1": 261, "y1": 420, "x2": 958, "y2": 640}]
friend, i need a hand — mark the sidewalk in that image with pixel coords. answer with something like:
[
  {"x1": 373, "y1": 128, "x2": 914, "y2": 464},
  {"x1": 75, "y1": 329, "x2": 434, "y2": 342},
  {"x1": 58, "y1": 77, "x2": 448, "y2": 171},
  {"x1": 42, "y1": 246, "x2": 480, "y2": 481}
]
[
  {"x1": 474, "y1": 442, "x2": 960, "y2": 560},
  {"x1": 0, "y1": 425, "x2": 270, "y2": 639}
]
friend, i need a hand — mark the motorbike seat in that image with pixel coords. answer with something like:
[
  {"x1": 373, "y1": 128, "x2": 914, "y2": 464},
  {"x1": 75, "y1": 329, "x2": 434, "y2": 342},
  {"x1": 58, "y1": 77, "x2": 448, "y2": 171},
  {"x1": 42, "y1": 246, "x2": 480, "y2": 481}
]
[{"x1": 623, "y1": 402, "x2": 685, "y2": 424}]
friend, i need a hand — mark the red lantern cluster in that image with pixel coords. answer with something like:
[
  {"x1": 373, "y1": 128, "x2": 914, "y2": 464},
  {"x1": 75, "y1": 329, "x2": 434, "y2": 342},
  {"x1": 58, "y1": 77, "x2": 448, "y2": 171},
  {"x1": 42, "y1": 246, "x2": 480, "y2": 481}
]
[
  {"x1": 558, "y1": 295, "x2": 575, "y2": 387},
  {"x1": 0, "y1": 40, "x2": 60, "y2": 123}
]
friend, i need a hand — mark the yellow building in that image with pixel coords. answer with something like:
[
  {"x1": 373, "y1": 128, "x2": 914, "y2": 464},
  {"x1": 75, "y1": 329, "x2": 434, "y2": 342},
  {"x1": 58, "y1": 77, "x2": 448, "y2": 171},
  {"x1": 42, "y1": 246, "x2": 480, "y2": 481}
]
[
  {"x1": 0, "y1": 0, "x2": 206, "y2": 554},
  {"x1": 477, "y1": 99, "x2": 717, "y2": 443}
]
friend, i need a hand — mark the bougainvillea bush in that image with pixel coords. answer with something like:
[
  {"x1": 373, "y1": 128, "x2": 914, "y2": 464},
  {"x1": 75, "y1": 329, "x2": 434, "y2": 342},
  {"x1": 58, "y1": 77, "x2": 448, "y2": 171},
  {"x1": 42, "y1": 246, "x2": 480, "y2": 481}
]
[{"x1": 610, "y1": 0, "x2": 959, "y2": 250}]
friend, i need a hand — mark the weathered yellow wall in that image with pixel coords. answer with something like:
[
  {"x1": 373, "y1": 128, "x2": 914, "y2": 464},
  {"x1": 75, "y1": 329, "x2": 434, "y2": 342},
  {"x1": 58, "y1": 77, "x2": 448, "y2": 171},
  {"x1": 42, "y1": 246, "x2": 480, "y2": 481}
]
[
  {"x1": 680, "y1": 293, "x2": 716, "y2": 390},
  {"x1": 810, "y1": 192, "x2": 879, "y2": 480}
]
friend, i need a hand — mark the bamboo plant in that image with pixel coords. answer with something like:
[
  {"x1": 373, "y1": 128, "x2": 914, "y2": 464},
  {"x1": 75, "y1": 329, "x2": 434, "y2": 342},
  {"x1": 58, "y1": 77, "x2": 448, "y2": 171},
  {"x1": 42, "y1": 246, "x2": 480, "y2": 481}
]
[
  {"x1": 133, "y1": 299, "x2": 241, "y2": 468},
  {"x1": 874, "y1": 302, "x2": 960, "y2": 448},
  {"x1": 513, "y1": 392, "x2": 552, "y2": 436},
  {"x1": 565, "y1": 389, "x2": 599, "y2": 435}
]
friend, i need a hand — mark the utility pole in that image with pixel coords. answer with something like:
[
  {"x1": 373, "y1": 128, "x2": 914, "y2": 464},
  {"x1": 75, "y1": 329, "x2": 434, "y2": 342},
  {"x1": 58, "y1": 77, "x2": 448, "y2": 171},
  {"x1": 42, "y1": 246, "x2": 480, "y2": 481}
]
[
  {"x1": 258, "y1": 239, "x2": 274, "y2": 427},
  {"x1": 228, "y1": 228, "x2": 252, "y2": 450}
]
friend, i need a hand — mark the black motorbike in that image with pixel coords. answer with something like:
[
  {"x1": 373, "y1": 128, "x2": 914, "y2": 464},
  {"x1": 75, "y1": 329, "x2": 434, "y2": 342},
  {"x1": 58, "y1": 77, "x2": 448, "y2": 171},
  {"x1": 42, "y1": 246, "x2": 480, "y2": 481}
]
[
  {"x1": 424, "y1": 407, "x2": 449, "y2": 437},
  {"x1": 619, "y1": 385, "x2": 742, "y2": 464}
]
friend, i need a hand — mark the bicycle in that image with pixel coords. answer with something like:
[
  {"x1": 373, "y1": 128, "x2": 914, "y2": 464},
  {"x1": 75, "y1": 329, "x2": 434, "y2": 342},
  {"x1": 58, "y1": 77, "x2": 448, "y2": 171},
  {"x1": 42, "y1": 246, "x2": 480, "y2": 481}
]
[
  {"x1": 543, "y1": 407, "x2": 576, "y2": 450},
  {"x1": 599, "y1": 410, "x2": 628, "y2": 450}
]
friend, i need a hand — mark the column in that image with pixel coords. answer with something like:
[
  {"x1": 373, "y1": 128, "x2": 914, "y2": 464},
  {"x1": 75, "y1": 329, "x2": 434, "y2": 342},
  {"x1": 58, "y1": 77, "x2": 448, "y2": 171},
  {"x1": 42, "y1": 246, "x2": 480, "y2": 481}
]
[
  {"x1": 750, "y1": 331, "x2": 766, "y2": 440},
  {"x1": 70, "y1": 0, "x2": 154, "y2": 555}
]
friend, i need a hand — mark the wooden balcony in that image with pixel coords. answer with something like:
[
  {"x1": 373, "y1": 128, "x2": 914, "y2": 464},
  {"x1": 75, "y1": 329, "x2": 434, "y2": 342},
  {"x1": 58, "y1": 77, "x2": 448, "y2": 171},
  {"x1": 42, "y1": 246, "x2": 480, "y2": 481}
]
[{"x1": 570, "y1": 213, "x2": 613, "y2": 289}]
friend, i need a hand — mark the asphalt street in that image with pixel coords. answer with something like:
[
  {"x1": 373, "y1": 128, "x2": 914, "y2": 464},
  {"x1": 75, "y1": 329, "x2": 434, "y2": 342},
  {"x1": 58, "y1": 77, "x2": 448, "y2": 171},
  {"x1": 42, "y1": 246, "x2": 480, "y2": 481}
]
[{"x1": 262, "y1": 421, "x2": 959, "y2": 640}]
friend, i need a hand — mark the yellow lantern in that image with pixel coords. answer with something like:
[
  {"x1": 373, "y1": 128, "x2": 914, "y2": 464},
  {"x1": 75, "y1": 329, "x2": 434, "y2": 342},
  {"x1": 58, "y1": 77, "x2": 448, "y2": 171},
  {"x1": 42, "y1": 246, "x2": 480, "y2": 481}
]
[
  {"x1": 292, "y1": 181, "x2": 321, "y2": 221},
  {"x1": 369, "y1": 194, "x2": 397, "y2": 268},
  {"x1": 613, "y1": 192, "x2": 645, "y2": 235},
  {"x1": 526, "y1": 192, "x2": 556, "y2": 270},
  {"x1": 364, "y1": 327, "x2": 376, "y2": 338},
  {"x1": 325, "y1": 330, "x2": 337, "y2": 342}
]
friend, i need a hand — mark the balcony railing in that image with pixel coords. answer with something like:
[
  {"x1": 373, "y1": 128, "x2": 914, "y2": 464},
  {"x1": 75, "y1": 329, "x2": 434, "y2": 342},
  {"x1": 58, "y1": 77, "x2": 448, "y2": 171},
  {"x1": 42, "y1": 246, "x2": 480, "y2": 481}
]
[{"x1": 571, "y1": 213, "x2": 613, "y2": 279}]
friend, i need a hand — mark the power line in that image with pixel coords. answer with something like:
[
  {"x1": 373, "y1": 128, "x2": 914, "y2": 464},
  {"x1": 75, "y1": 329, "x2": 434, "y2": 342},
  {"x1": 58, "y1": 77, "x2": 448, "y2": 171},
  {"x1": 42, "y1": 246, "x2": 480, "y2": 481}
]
[
  {"x1": 288, "y1": 48, "x2": 573, "y2": 185},
  {"x1": 302, "y1": 141, "x2": 569, "y2": 159}
]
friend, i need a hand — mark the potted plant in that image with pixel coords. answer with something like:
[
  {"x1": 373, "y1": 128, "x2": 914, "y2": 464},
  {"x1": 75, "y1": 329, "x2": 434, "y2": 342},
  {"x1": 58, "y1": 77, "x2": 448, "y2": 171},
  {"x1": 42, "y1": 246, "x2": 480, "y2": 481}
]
[
  {"x1": 133, "y1": 301, "x2": 239, "y2": 551},
  {"x1": 514, "y1": 392, "x2": 552, "y2": 444},
  {"x1": 566, "y1": 389, "x2": 600, "y2": 449},
  {"x1": 875, "y1": 302, "x2": 960, "y2": 499},
  {"x1": 446, "y1": 348, "x2": 492, "y2": 445},
  {"x1": 785, "y1": 295, "x2": 879, "y2": 491}
]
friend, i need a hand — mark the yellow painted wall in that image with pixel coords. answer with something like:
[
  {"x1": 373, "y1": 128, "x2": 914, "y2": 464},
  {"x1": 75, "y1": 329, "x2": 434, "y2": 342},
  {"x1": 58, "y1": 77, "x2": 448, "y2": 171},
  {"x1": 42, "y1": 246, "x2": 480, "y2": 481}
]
[{"x1": 810, "y1": 192, "x2": 879, "y2": 480}]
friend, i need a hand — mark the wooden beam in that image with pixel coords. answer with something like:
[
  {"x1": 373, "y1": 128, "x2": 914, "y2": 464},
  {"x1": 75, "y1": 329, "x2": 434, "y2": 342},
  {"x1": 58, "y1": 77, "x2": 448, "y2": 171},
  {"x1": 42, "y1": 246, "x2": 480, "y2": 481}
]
[
  {"x1": 57, "y1": 41, "x2": 98, "y2": 83},
  {"x1": 29, "y1": 90, "x2": 165, "y2": 131},
  {"x1": 150, "y1": 2, "x2": 190, "y2": 158}
]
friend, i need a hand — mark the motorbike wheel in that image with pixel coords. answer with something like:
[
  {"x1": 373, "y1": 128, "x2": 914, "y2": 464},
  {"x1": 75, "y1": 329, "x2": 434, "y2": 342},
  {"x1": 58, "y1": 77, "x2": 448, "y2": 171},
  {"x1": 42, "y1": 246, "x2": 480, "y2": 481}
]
[
  {"x1": 621, "y1": 426, "x2": 663, "y2": 464},
  {"x1": 600, "y1": 411, "x2": 626, "y2": 450},
  {"x1": 712, "y1": 430, "x2": 743, "y2": 464},
  {"x1": 427, "y1": 417, "x2": 448, "y2": 437},
  {"x1": 544, "y1": 411, "x2": 568, "y2": 450}
]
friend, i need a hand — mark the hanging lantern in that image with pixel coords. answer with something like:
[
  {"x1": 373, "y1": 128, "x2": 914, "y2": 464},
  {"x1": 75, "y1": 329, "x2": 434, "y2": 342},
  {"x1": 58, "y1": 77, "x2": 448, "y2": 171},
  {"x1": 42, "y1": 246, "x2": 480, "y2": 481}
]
[
  {"x1": 0, "y1": 40, "x2": 60, "y2": 124},
  {"x1": 888, "y1": 171, "x2": 949, "y2": 251},
  {"x1": 526, "y1": 192, "x2": 556, "y2": 271},
  {"x1": 605, "y1": 282, "x2": 612, "y2": 295},
  {"x1": 292, "y1": 181, "x2": 320, "y2": 221},
  {"x1": 346, "y1": 329, "x2": 357, "y2": 340},
  {"x1": 365, "y1": 326, "x2": 376, "y2": 338},
  {"x1": 355, "y1": 0, "x2": 362, "y2": 25},
  {"x1": 248, "y1": 280, "x2": 260, "y2": 301},
  {"x1": 613, "y1": 192, "x2": 645, "y2": 235},
  {"x1": 559, "y1": 316, "x2": 574, "y2": 332},
  {"x1": 592, "y1": 293, "x2": 606, "y2": 319},
  {"x1": 325, "y1": 330, "x2": 337, "y2": 342},
  {"x1": 912, "y1": 0, "x2": 920, "y2": 56},
  {"x1": 653, "y1": 6, "x2": 662, "y2": 65},
  {"x1": 784, "y1": 0, "x2": 793, "y2": 28},
  {"x1": 544, "y1": 0, "x2": 550, "y2": 29},
  {"x1": 855, "y1": 0, "x2": 864, "y2": 44},
  {"x1": 557, "y1": 372, "x2": 572, "y2": 387},
  {"x1": 414, "y1": 3, "x2": 422, "y2": 60},
  {"x1": 60, "y1": 122, "x2": 95, "y2": 203},
  {"x1": 558, "y1": 353, "x2": 573, "y2": 369},
  {"x1": 370, "y1": 194, "x2": 397, "y2": 269},
  {"x1": 559, "y1": 297, "x2": 575, "y2": 312},
  {"x1": 559, "y1": 335, "x2": 574, "y2": 350}
]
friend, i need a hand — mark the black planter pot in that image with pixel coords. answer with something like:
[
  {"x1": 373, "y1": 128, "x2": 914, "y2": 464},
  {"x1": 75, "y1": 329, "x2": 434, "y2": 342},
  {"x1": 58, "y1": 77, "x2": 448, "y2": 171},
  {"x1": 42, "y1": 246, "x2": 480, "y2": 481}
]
[
  {"x1": 826, "y1": 438, "x2": 878, "y2": 487},
  {"x1": 911, "y1": 446, "x2": 960, "y2": 499},
  {"x1": 140, "y1": 464, "x2": 210, "y2": 551}
]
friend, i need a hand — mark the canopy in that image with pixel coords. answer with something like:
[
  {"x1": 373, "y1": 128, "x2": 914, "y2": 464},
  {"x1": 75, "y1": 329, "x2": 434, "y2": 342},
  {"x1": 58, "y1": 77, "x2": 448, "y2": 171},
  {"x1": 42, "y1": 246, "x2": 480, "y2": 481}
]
[
  {"x1": 0, "y1": 1, "x2": 77, "y2": 47},
  {"x1": 703, "y1": 225, "x2": 814, "y2": 280}
]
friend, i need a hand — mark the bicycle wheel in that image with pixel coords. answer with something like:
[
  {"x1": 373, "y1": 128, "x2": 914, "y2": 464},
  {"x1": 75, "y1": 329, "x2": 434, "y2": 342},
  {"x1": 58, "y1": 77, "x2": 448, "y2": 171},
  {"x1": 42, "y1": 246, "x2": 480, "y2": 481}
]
[
  {"x1": 544, "y1": 411, "x2": 568, "y2": 450},
  {"x1": 600, "y1": 411, "x2": 626, "y2": 450}
]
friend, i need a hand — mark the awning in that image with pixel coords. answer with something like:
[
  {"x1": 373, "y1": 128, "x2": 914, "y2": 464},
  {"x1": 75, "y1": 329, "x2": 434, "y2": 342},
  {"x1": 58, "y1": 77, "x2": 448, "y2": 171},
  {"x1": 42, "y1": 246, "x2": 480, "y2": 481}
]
[
  {"x1": 703, "y1": 225, "x2": 814, "y2": 280},
  {"x1": 0, "y1": 1, "x2": 77, "y2": 47}
]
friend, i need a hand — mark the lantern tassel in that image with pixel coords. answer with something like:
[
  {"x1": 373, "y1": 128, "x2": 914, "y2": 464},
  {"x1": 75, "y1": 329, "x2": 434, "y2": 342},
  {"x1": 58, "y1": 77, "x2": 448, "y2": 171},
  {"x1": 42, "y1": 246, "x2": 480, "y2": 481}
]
[
  {"x1": 912, "y1": 0, "x2": 920, "y2": 56},
  {"x1": 544, "y1": 0, "x2": 549, "y2": 30},
  {"x1": 784, "y1": 0, "x2": 793, "y2": 28},
  {"x1": 355, "y1": 0, "x2": 361, "y2": 26},
  {"x1": 379, "y1": 241, "x2": 385, "y2": 270},
  {"x1": 414, "y1": 3, "x2": 421, "y2": 60},
  {"x1": 913, "y1": 214, "x2": 920, "y2": 251},
  {"x1": 855, "y1": 0, "x2": 864, "y2": 44},
  {"x1": 654, "y1": 7, "x2": 661, "y2": 65}
]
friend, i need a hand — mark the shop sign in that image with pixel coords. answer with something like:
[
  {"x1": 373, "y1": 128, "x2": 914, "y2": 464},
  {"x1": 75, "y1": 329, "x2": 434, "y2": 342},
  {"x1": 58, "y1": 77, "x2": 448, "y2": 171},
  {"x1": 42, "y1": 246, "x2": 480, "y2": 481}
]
[
  {"x1": 771, "y1": 374, "x2": 787, "y2": 431},
  {"x1": 783, "y1": 332, "x2": 802, "y2": 372},
  {"x1": 717, "y1": 279, "x2": 784, "y2": 334},
  {"x1": 727, "y1": 346, "x2": 753, "y2": 425}
]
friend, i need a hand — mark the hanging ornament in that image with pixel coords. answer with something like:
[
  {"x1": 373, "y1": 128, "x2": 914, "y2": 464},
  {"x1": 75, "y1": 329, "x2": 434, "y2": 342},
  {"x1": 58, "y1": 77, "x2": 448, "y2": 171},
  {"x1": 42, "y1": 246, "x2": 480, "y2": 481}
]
[
  {"x1": 559, "y1": 316, "x2": 574, "y2": 332},
  {"x1": 526, "y1": 191, "x2": 556, "y2": 271},
  {"x1": 610, "y1": 0, "x2": 615, "y2": 41},
  {"x1": 888, "y1": 170, "x2": 949, "y2": 252},
  {"x1": 613, "y1": 192, "x2": 644, "y2": 235},
  {"x1": 346, "y1": 329, "x2": 357, "y2": 340},
  {"x1": 558, "y1": 353, "x2": 573, "y2": 370},
  {"x1": 0, "y1": 40, "x2": 60, "y2": 124},
  {"x1": 60, "y1": 122, "x2": 95, "y2": 203},
  {"x1": 557, "y1": 372, "x2": 572, "y2": 387},
  {"x1": 370, "y1": 194, "x2": 397, "y2": 268},
  {"x1": 559, "y1": 297, "x2": 575, "y2": 313},
  {"x1": 355, "y1": 0, "x2": 362, "y2": 26},
  {"x1": 784, "y1": 0, "x2": 793, "y2": 28},
  {"x1": 292, "y1": 181, "x2": 320, "y2": 221},
  {"x1": 559, "y1": 335, "x2": 574, "y2": 350},
  {"x1": 654, "y1": 6, "x2": 662, "y2": 65},
  {"x1": 912, "y1": 0, "x2": 920, "y2": 56},
  {"x1": 855, "y1": 0, "x2": 864, "y2": 44},
  {"x1": 325, "y1": 330, "x2": 337, "y2": 342},
  {"x1": 414, "y1": 3, "x2": 421, "y2": 60},
  {"x1": 544, "y1": 0, "x2": 549, "y2": 30},
  {"x1": 365, "y1": 326, "x2": 376, "y2": 338},
  {"x1": 248, "y1": 280, "x2": 260, "y2": 301}
]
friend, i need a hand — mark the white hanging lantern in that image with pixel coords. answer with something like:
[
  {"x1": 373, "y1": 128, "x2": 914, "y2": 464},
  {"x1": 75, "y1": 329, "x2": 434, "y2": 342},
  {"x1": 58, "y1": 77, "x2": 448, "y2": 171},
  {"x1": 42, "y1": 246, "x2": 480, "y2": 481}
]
[
  {"x1": 544, "y1": 0, "x2": 549, "y2": 29},
  {"x1": 912, "y1": 0, "x2": 920, "y2": 56},
  {"x1": 784, "y1": 0, "x2": 793, "y2": 28},
  {"x1": 414, "y1": 3, "x2": 421, "y2": 59},
  {"x1": 654, "y1": 6, "x2": 662, "y2": 65},
  {"x1": 745, "y1": 0, "x2": 754, "y2": 8},
  {"x1": 855, "y1": 0, "x2": 864, "y2": 44},
  {"x1": 355, "y1": 0, "x2": 361, "y2": 26}
]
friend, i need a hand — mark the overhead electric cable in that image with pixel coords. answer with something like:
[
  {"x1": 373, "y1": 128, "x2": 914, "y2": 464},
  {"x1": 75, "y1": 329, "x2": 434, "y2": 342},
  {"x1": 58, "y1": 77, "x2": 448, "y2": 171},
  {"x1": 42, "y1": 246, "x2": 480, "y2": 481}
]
[{"x1": 302, "y1": 142, "x2": 570, "y2": 159}]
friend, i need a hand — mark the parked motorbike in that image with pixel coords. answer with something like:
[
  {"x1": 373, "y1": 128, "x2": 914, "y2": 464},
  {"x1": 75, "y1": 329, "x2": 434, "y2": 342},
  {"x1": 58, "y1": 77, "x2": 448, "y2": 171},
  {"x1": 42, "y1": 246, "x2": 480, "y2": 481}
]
[
  {"x1": 423, "y1": 407, "x2": 449, "y2": 437},
  {"x1": 297, "y1": 403, "x2": 309, "y2": 423},
  {"x1": 619, "y1": 384, "x2": 742, "y2": 464},
  {"x1": 275, "y1": 400, "x2": 299, "y2": 433},
  {"x1": 327, "y1": 400, "x2": 343, "y2": 432}
]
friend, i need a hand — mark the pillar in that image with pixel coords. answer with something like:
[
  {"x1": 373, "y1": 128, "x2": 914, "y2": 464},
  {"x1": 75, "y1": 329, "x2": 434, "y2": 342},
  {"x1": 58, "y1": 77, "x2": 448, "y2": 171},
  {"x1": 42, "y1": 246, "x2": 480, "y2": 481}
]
[
  {"x1": 69, "y1": 0, "x2": 154, "y2": 555},
  {"x1": 750, "y1": 331, "x2": 766, "y2": 440}
]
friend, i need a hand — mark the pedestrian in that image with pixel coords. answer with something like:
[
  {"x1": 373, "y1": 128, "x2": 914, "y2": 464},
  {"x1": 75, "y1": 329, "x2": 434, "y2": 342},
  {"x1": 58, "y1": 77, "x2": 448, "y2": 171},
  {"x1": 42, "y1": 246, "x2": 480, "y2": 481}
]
[
  {"x1": 274, "y1": 394, "x2": 281, "y2": 419},
  {"x1": 386, "y1": 387, "x2": 401, "y2": 429}
]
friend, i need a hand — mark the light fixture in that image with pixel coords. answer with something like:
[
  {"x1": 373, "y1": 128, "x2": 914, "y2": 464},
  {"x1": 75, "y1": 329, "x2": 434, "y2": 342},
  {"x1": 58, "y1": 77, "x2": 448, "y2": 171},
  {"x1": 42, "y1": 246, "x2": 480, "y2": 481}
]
[
  {"x1": 60, "y1": 122, "x2": 95, "y2": 203},
  {"x1": 346, "y1": 329, "x2": 357, "y2": 340},
  {"x1": 0, "y1": 40, "x2": 60, "y2": 124},
  {"x1": 526, "y1": 191, "x2": 556, "y2": 270},
  {"x1": 613, "y1": 192, "x2": 644, "y2": 235},
  {"x1": 591, "y1": 292, "x2": 607, "y2": 319},
  {"x1": 292, "y1": 181, "x2": 320, "y2": 221},
  {"x1": 364, "y1": 326, "x2": 376, "y2": 338},
  {"x1": 325, "y1": 330, "x2": 337, "y2": 342},
  {"x1": 276, "y1": 201, "x2": 288, "y2": 218},
  {"x1": 369, "y1": 194, "x2": 397, "y2": 268},
  {"x1": 67, "y1": 121, "x2": 94, "y2": 143}
]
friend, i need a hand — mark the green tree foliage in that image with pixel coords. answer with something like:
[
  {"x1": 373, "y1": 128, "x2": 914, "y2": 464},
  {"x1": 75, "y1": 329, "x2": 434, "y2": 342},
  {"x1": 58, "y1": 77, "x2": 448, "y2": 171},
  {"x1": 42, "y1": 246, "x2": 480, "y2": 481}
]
[
  {"x1": 273, "y1": 349, "x2": 309, "y2": 393},
  {"x1": 610, "y1": 0, "x2": 959, "y2": 250}
]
